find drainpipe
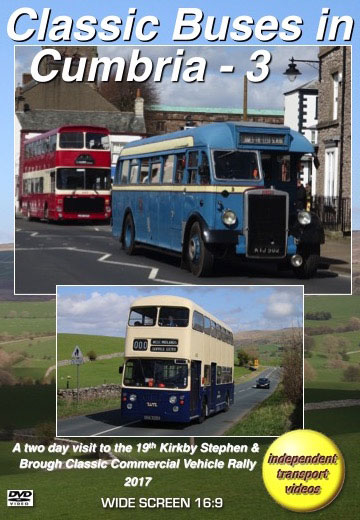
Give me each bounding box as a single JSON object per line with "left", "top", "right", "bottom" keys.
{"left": 338, "top": 47, "right": 346, "bottom": 232}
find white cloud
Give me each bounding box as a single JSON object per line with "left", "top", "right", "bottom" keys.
{"left": 57, "top": 292, "right": 136, "bottom": 336}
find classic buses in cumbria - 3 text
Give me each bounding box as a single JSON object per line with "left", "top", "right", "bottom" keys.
{"left": 120, "top": 296, "right": 234, "bottom": 423}
{"left": 112, "top": 122, "right": 324, "bottom": 278}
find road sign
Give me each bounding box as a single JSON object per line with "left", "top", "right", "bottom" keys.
{"left": 71, "top": 358, "right": 84, "bottom": 365}
{"left": 72, "top": 346, "right": 83, "bottom": 358}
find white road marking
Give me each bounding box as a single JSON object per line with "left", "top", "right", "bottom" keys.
{"left": 94, "top": 227, "right": 99, "bottom": 231}
{"left": 17, "top": 246, "right": 186, "bottom": 285}
{"left": 30, "top": 232, "right": 38, "bottom": 237}
{"left": 92, "top": 420, "right": 141, "bottom": 436}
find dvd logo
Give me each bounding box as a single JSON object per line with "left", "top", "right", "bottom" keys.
{"left": 7, "top": 490, "right": 34, "bottom": 507}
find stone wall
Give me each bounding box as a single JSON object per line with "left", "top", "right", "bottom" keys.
{"left": 145, "top": 110, "right": 284, "bottom": 135}
{"left": 57, "top": 384, "right": 121, "bottom": 402}
{"left": 316, "top": 46, "right": 351, "bottom": 198}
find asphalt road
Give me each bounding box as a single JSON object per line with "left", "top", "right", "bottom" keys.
{"left": 15, "top": 220, "right": 350, "bottom": 294}
{"left": 57, "top": 367, "right": 281, "bottom": 437}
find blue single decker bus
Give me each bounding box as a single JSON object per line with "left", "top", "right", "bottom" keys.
{"left": 112, "top": 122, "right": 324, "bottom": 278}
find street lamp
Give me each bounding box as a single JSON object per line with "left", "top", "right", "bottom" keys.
{"left": 283, "top": 57, "right": 319, "bottom": 82}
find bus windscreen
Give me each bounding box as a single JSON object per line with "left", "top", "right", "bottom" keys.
{"left": 123, "top": 359, "right": 188, "bottom": 389}
{"left": 56, "top": 169, "right": 111, "bottom": 190}
{"left": 129, "top": 307, "right": 157, "bottom": 326}
{"left": 158, "top": 307, "right": 189, "bottom": 327}
{"left": 214, "top": 150, "right": 260, "bottom": 180}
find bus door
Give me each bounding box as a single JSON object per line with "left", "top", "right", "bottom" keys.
{"left": 167, "top": 153, "right": 186, "bottom": 251}
{"left": 210, "top": 362, "right": 217, "bottom": 412}
{"left": 190, "top": 361, "right": 201, "bottom": 416}
{"left": 262, "top": 153, "right": 297, "bottom": 209}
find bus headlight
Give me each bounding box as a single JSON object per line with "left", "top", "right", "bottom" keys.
{"left": 129, "top": 394, "right": 137, "bottom": 402}
{"left": 127, "top": 403, "right": 133, "bottom": 410}
{"left": 298, "top": 211, "right": 312, "bottom": 226}
{"left": 222, "top": 210, "right": 237, "bottom": 226}
{"left": 173, "top": 406, "right": 179, "bottom": 412}
{"left": 169, "top": 396, "right": 177, "bottom": 404}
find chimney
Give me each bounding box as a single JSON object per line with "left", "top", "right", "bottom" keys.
{"left": 134, "top": 89, "right": 144, "bottom": 117}
{"left": 22, "top": 73, "right": 32, "bottom": 85}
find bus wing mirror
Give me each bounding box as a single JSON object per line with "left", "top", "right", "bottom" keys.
{"left": 313, "top": 155, "right": 320, "bottom": 169}
{"left": 119, "top": 366, "right": 123, "bottom": 374}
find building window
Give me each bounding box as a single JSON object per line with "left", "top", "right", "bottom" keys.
{"left": 311, "top": 130, "right": 316, "bottom": 145}
{"left": 332, "top": 73, "right": 340, "bottom": 120}
{"left": 156, "top": 121, "right": 166, "bottom": 132}
{"left": 324, "top": 147, "right": 338, "bottom": 197}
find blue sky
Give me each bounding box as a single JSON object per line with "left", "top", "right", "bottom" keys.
{"left": 57, "top": 285, "right": 303, "bottom": 336}
{"left": 1, "top": 0, "right": 359, "bottom": 243}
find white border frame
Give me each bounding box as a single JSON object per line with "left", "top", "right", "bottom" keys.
{"left": 55, "top": 283, "right": 305, "bottom": 438}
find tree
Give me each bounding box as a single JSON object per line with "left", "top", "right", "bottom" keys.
{"left": 282, "top": 329, "right": 303, "bottom": 404}
{"left": 99, "top": 69, "right": 159, "bottom": 112}
{"left": 237, "top": 349, "right": 249, "bottom": 367}
{"left": 343, "top": 366, "right": 360, "bottom": 382}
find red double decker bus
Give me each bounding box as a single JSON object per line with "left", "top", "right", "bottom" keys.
{"left": 19, "top": 126, "right": 112, "bottom": 222}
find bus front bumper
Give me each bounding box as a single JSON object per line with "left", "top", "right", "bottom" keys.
{"left": 121, "top": 389, "right": 192, "bottom": 423}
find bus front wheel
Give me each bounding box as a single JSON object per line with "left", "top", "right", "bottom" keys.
{"left": 122, "top": 214, "right": 136, "bottom": 255}
{"left": 187, "top": 222, "right": 214, "bottom": 277}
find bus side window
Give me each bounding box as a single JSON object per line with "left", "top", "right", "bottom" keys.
{"left": 187, "top": 151, "right": 199, "bottom": 184}
{"left": 50, "top": 171, "right": 55, "bottom": 193}
{"left": 163, "top": 155, "right": 175, "bottom": 183}
{"left": 199, "top": 152, "right": 210, "bottom": 185}
{"left": 216, "top": 366, "right": 222, "bottom": 384}
{"left": 210, "top": 320, "right": 217, "bottom": 338}
{"left": 140, "top": 158, "right": 150, "bottom": 183}
{"left": 49, "top": 134, "right": 57, "bottom": 152}
{"left": 192, "top": 311, "right": 204, "bottom": 332}
{"left": 129, "top": 160, "right": 139, "bottom": 184}
{"left": 204, "top": 316, "right": 211, "bottom": 335}
{"left": 174, "top": 154, "right": 186, "bottom": 184}
{"left": 150, "top": 158, "right": 161, "bottom": 184}
{"left": 204, "top": 365, "right": 211, "bottom": 385}
{"left": 121, "top": 160, "right": 130, "bottom": 184}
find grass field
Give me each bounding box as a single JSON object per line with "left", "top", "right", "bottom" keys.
{"left": 57, "top": 333, "right": 125, "bottom": 361}
{"left": 305, "top": 296, "right": 360, "bottom": 328}
{"left": 0, "top": 301, "right": 56, "bottom": 337}
{"left": 0, "top": 385, "right": 55, "bottom": 430}
{"left": 304, "top": 296, "right": 360, "bottom": 403}
{"left": 0, "top": 301, "right": 56, "bottom": 319}
{"left": 225, "top": 385, "right": 295, "bottom": 436}
{"left": 57, "top": 358, "right": 124, "bottom": 389}
{"left": 58, "top": 396, "right": 121, "bottom": 419}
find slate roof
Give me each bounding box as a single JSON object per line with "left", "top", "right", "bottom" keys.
{"left": 16, "top": 109, "right": 146, "bottom": 135}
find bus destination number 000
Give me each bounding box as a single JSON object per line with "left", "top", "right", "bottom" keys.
{"left": 133, "top": 339, "right": 148, "bottom": 351}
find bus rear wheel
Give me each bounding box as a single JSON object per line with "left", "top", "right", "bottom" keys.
{"left": 223, "top": 394, "right": 230, "bottom": 412}
{"left": 197, "top": 399, "right": 208, "bottom": 424}
{"left": 187, "top": 222, "right": 214, "bottom": 277}
{"left": 123, "top": 214, "right": 136, "bottom": 255}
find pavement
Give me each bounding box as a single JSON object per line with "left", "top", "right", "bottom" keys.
{"left": 320, "top": 235, "right": 351, "bottom": 275}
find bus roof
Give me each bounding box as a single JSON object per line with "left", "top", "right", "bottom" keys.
{"left": 121, "top": 122, "right": 314, "bottom": 156}
{"left": 130, "top": 295, "right": 232, "bottom": 332}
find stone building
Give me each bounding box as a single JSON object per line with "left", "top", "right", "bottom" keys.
{"left": 145, "top": 105, "right": 284, "bottom": 135}
{"left": 284, "top": 79, "right": 318, "bottom": 194}
{"left": 316, "top": 46, "right": 351, "bottom": 200}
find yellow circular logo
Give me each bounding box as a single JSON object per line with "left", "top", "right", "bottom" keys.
{"left": 262, "top": 429, "right": 345, "bottom": 512}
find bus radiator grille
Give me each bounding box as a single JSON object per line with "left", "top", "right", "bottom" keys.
{"left": 247, "top": 194, "right": 287, "bottom": 258}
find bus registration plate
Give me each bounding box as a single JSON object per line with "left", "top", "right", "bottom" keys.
{"left": 144, "top": 415, "right": 161, "bottom": 421}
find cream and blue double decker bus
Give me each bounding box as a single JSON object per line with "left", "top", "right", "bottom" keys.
{"left": 120, "top": 295, "right": 234, "bottom": 423}
{"left": 112, "top": 122, "right": 324, "bottom": 278}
